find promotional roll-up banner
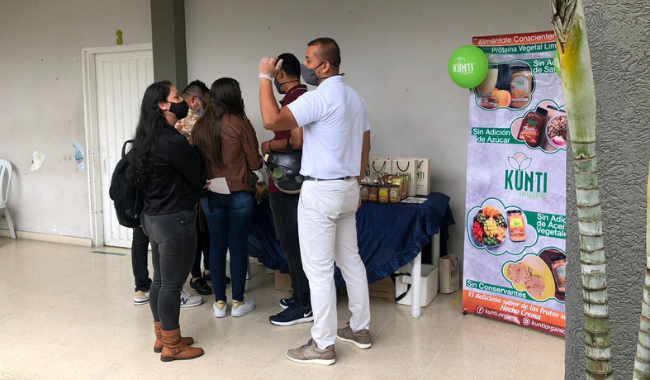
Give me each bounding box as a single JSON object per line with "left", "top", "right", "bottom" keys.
{"left": 461, "top": 31, "right": 567, "bottom": 337}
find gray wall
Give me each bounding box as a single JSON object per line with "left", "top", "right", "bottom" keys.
{"left": 184, "top": 0, "right": 553, "bottom": 264}
{"left": 565, "top": 1, "right": 650, "bottom": 378}
{"left": 151, "top": 0, "right": 188, "bottom": 88}
{"left": 0, "top": 0, "right": 151, "bottom": 239}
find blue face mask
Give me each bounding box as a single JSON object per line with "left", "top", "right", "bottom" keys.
{"left": 186, "top": 92, "right": 206, "bottom": 118}
{"left": 274, "top": 78, "right": 300, "bottom": 94}
{"left": 274, "top": 78, "right": 283, "bottom": 93}
{"left": 300, "top": 61, "right": 324, "bottom": 86}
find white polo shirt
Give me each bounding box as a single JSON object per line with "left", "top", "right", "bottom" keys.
{"left": 287, "top": 76, "right": 371, "bottom": 179}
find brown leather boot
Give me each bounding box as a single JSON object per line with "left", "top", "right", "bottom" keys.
{"left": 160, "top": 327, "right": 204, "bottom": 362}
{"left": 153, "top": 321, "right": 194, "bottom": 353}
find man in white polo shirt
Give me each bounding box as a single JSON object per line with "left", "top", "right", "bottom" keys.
{"left": 259, "top": 37, "right": 372, "bottom": 365}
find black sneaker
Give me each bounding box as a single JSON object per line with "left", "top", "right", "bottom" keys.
{"left": 269, "top": 304, "right": 314, "bottom": 326}
{"left": 190, "top": 277, "right": 213, "bottom": 295}
{"left": 279, "top": 297, "right": 295, "bottom": 310}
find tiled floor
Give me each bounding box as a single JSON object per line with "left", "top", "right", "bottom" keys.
{"left": 0, "top": 238, "right": 565, "bottom": 380}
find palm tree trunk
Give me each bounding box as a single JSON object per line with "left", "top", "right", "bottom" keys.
{"left": 550, "top": 1, "right": 613, "bottom": 378}
{"left": 633, "top": 165, "right": 650, "bottom": 379}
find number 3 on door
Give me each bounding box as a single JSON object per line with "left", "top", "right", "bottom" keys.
{"left": 116, "top": 30, "right": 123, "bottom": 45}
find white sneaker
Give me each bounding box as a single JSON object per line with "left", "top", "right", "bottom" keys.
{"left": 231, "top": 298, "right": 255, "bottom": 317}
{"left": 213, "top": 301, "right": 227, "bottom": 318}
{"left": 134, "top": 290, "right": 149, "bottom": 305}
{"left": 180, "top": 289, "right": 202, "bottom": 308}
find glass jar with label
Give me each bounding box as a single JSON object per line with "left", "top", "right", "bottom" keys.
{"left": 369, "top": 180, "right": 379, "bottom": 203}
{"left": 507, "top": 210, "right": 527, "bottom": 242}
{"left": 389, "top": 181, "right": 400, "bottom": 203}
{"left": 510, "top": 65, "right": 533, "bottom": 109}
{"left": 516, "top": 107, "right": 548, "bottom": 147}
{"left": 360, "top": 179, "right": 369, "bottom": 202}
{"left": 550, "top": 255, "right": 566, "bottom": 293}
{"left": 378, "top": 183, "right": 390, "bottom": 204}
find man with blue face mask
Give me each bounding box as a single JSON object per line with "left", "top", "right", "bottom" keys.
{"left": 260, "top": 53, "right": 312, "bottom": 327}
{"left": 175, "top": 80, "right": 209, "bottom": 139}
{"left": 258, "top": 37, "right": 372, "bottom": 366}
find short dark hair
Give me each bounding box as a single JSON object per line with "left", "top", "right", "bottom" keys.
{"left": 277, "top": 53, "right": 301, "bottom": 79}
{"left": 307, "top": 37, "right": 341, "bottom": 67}
{"left": 183, "top": 80, "right": 210, "bottom": 97}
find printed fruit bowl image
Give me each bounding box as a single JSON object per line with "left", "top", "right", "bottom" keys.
{"left": 502, "top": 255, "right": 556, "bottom": 301}
{"left": 472, "top": 206, "right": 507, "bottom": 247}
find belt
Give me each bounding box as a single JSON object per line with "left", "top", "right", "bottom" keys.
{"left": 303, "top": 176, "right": 353, "bottom": 181}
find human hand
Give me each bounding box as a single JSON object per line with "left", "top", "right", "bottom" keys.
{"left": 259, "top": 57, "right": 283, "bottom": 81}
{"left": 261, "top": 140, "right": 272, "bottom": 155}
{"left": 358, "top": 186, "right": 363, "bottom": 209}
{"left": 203, "top": 179, "right": 212, "bottom": 190}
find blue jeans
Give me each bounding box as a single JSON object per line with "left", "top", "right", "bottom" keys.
{"left": 201, "top": 191, "right": 254, "bottom": 302}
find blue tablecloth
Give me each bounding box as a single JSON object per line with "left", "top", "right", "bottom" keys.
{"left": 247, "top": 193, "right": 455, "bottom": 287}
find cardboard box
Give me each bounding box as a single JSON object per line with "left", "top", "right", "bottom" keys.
{"left": 368, "top": 276, "right": 396, "bottom": 303}
{"left": 274, "top": 271, "right": 293, "bottom": 291}
{"left": 394, "top": 264, "right": 439, "bottom": 307}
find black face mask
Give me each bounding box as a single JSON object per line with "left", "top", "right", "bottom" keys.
{"left": 168, "top": 100, "right": 189, "bottom": 121}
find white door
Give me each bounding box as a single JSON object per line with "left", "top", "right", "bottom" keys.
{"left": 95, "top": 50, "right": 153, "bottom": 247}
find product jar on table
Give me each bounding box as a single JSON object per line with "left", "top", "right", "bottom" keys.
{"left": 389, "top": 182, "right": 400, "bottom": 203}
{"left": 378, "top": 184, "right": 389, "bottom": 204}
{"left": 369, "top": 183, "right": 379, "bottom": 203}
{"left": 361, "top": 183, "right": 370, "bottom": 202}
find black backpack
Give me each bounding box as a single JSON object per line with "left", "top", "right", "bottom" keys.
{"left": 109, "top": 140, "right": 144, "bottom": 228}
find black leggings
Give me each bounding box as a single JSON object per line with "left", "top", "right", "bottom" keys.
{"left": 131, "top": 226, "right": 152, "bottom": 292}
{"left": 141, "top": 208, "right": 197, "bottom": 331}
{"left": 269, "top": 192, "right": 310, "bottom": 308}
{"left": 191, "top": 213, "right": 210, "bottom": 278}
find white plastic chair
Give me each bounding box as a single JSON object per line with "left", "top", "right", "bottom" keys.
{"left": 0, "top": 159, "right": 16, "bottom": 239}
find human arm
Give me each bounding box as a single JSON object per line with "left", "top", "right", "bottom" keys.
{"left": 261, "top": 128, "right": 303, "bottom": 154}
{"left": 259, "top": 57, "right": 300, "bottom": 131}
{"left": 358, "top": 130, "right": 371, "bottom": 185}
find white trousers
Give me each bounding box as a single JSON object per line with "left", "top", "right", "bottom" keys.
{"left": 298, "top": 178, "right": 371, "bottom": 349}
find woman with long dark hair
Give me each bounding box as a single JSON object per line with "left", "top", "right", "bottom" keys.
{"left": 127, "top": 81, "right": 206, "bottom": 361}
{"left": 191, "top": 78, "right": 263, "bottom": 318}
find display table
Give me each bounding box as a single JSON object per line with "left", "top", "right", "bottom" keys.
{"left": 248, "top": 193, "right": 455, "bottom": 318}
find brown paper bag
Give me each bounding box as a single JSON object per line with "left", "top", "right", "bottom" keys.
{"left": 368, "top": 157, "right": 392, "bottom": 177}
{"left": 439, "top": 254, "right": 460, "bottom": 294}
{"left": 391, "top": 158, "right": 417, "bottom": 197}
{"left": 411, "top": 158, "right": 430, "bottom": 195}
